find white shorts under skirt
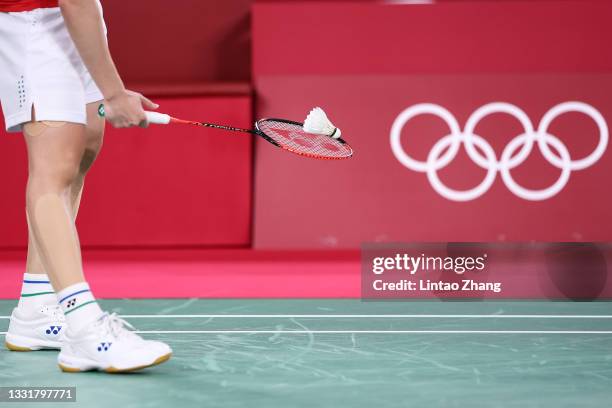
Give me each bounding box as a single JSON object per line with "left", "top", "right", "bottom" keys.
{"left": 0, "top": 6, "right": 105, "bottom": 132}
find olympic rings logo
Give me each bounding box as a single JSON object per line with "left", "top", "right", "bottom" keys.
{"left": 390, "top": 102, "right": 609, "bottom": 201}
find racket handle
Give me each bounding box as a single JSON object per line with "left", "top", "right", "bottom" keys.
{"left": 98, "top": 104, "right": 171, "bottom": 125}
{"left": 145, "top": 111, "right": 171, "bottom": 125}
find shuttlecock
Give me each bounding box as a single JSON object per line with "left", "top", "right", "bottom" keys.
{"left": 303, "top": 107, "right": 341, "bottom": 139}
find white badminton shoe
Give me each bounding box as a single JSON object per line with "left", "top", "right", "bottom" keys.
{"left": 57, "top": 312, "right": 172, "bottom": 373}
{"left": 5, "top": 304, "right": 66, "bottom": 351}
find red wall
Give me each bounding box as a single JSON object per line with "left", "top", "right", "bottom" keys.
{"left": 104, "top": 0, "right": 380, "bottom": 84}
{"left": 252, "top": 1, "right": 612, "bottom": 248}
{"left": 2, "top": 1, "right": 611, "bottom": 250}
{"left": 103, "top": 0, "right": 252, "bottom": 83}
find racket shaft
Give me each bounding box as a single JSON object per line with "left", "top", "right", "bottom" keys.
{"left": 195, "top": 122, "right": 257, "bottom": 135}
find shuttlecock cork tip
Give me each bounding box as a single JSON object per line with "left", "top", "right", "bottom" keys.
{"left": 303, "top": 107, "right": 341, "bottom": 139}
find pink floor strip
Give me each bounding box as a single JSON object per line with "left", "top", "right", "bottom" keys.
{"left": 0, "top": 250, "right": 361, "bottom": 299}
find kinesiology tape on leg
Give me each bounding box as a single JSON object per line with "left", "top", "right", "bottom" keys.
{"left": 28, "top": 193, "right": 82, "bottom": 279}
{"left": 23, "top": 121, "right": 68, "bottom": 137}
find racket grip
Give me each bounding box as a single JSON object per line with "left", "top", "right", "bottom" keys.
{"left": 98, "top": 104, "right": 171, "bottom": 125}
{"left": 145, "top": 111, "right": 171, "bottom": 125}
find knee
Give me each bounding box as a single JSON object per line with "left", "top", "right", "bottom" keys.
{"left": 24, "top": 120, "right": 87, "bottom": 192}
{"left": 29, "top": 150, "right": 83, "bottom": 191}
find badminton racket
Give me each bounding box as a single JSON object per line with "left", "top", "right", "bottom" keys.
{"left": 98, "top": 105, "right": 353, "bottom": 160}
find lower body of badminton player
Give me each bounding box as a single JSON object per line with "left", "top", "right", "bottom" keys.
{"left": 0, "top": 0, "right": 171, "bottom": 372}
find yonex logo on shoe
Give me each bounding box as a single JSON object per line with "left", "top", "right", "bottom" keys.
{"left": 97, "top": 342, "right": 112, "bottom": 352}
{"left": 66, "top": 299, "right": 77, "bottom": 308}
{"left": 45, "top": 325, "right": 62, "bottom": 335}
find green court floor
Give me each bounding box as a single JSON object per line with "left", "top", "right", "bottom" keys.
{"left": 1, "top": 299, "right": 612, "bottom": 407}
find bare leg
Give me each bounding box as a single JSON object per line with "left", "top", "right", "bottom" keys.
{"left": 25, "top": 234, "right": 45, "bottom": 275}
{"left": 24, "top": 119, "right": 86, "bottom": 291}
{"left": 24, "top": 102, "right": 104, "bottom": 280}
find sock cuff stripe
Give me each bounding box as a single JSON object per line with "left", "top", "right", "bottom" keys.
{"left": 23, "top": 280, "right": 51, "bottom": 284}
{"left": 64, "top": 300, "right": 97, "bottom": 315}
{"left": 20, "top": 291, "right": 55, "bottom": 298}
{"left": 59, "top": 288, "right": 90, "bottom": 304}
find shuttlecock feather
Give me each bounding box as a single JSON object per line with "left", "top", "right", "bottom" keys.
{"left": 303, "top": 107, "right": 341, "bottom": 139}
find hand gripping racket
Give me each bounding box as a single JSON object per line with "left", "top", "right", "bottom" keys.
{"left": 98, "top": 105, "right": 353, "bottom": 160}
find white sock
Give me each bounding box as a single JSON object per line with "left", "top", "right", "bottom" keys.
{"left": 18, "top": 273, "right": 57, "bottom": 311}
{"left": 57, "top": 282, "right": 103, "bottom": 333}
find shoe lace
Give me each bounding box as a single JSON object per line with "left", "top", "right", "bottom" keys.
{"left": 96, "top": 312, "right": 138, "bottom": 340}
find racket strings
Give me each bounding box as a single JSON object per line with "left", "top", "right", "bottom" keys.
{"left": 257, "top": 120, "right": 352, "bottom": 159}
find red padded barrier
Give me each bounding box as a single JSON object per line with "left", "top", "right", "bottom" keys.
{"left": 0, "top": 96, "right": 253, "bottom": 248}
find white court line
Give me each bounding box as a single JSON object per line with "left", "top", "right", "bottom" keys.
{"left": 89, "top": 314, "right": 612, "bottom": 319}
{"left": 2, "top": 314, "right": 612, "bottom": 319}
{"left": 1, "top": 330, "right": 612, "bottom": 335}
{"left": 131, "top": 330, "right": 612, "bottom": 334}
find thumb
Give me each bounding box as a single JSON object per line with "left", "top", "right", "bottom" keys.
{"left": 140, "top": 94, "right": 159, "bottom": 110}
